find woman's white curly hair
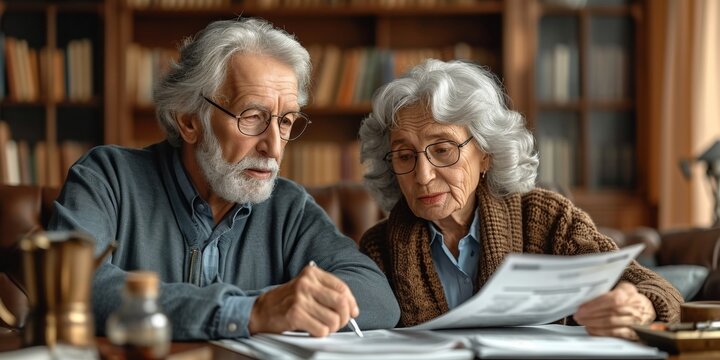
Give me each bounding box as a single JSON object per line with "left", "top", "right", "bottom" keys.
{"left": 360, "top": 59, "right": 539, "bottom": 212}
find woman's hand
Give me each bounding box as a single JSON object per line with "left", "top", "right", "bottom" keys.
{"left": 573, "top": 281, "right": 656, "bottom": 340}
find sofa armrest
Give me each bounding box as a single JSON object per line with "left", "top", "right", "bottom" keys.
{"left": 697, "top": 269, "right": 720, "bottom": 300}
{"left": 657, "top": 228, "right": 720, "bottom": 270}
{"left": 603, "top": 226, "right": 661, "bottom": 267}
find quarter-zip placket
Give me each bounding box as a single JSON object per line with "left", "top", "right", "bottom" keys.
{"left": 188, "top": 247, "right": 201, "bottom": 285}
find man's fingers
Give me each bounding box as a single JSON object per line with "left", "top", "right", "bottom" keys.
{"left": 303, "top": 266, "right": 358, "bottom": 322}
{"left": 286, "top": 305, "right": 331, "bottom": 337}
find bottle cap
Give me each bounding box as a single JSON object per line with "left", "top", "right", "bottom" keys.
{"left": 125, "top": 271, "right": 160, "bottom": 297}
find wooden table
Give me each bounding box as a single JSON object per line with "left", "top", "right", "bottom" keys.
{"left": 0, "top": 331, "right": 250, "bottom": 360}
{"left": 2, "top": 329, "right": 720, "bottom": 359}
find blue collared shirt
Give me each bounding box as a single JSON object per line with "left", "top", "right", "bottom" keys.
{"left": 427, "top": 208, "right": 481, "bottom": 309}
{"left": 171, "top": 151, "right": 255, "bottom": 336}
{"left": 171, "top": 151, "right": 248, "bottom": 287}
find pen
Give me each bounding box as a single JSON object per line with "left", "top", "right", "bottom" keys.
{"left": 666, "top": 321, "right": 720, "bottom": 332}
{"left": 308, "top": 261, "right": 364, "bottom": 337}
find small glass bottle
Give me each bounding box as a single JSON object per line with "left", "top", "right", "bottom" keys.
{"left": 106, "top": 271, "right": 171, "bottom": 359}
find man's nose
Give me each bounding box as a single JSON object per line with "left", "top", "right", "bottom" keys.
{"left": 256, "top": 119, "right": 283, "bottom": 159}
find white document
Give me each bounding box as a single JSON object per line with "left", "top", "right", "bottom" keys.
{"left": 218, "top": 325, "right": 663, "bottom": 360}
{"left": 408, "top": 244, "right": 645, "bottom": 330}
{"left": 437, "top": 325, "right": 665, "bottom": 359}
{"left": 239, "top": 330, "right": 474, "bottom": 360}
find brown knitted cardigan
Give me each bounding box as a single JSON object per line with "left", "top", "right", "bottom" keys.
{"left": 359, "top": 184, "right": 682, "bottom": 327}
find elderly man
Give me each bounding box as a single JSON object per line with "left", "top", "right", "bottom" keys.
{"left": 48, "top": 18, "right": 400, "bottom": 340}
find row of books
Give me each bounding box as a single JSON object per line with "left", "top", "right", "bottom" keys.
{"left": 125, "top": 43, "right": 497, "bottom": 108}
{"left": 593, "top": 142, "right": 634, "bottom": 188}
{"left": 126, "top": 0, "right": 231, "bottom": 8}
{"left": 537, "top": 44, "right": 577, "bottom": 103}
{"left": 125, "top": 0, "right": 488, "bottom": 8}
{"left": 280, "top": 141, "right": 364, "bottom": 187}
{"left": 309, "top": 44, "right": 498, "bottom": 107}
{"left": 537, "top": 137, "right": 575, "bottom": 188}
{"left": 538, "top": 136, "right": 636, "bottom": 189}
{"left": 250, "top": 0, "right": 480, "bottom": 8}
{"left": 1, "top": 35, "right": 94, "bottom": 102}
{"left": 125, "top": 44, "right": 179, "bottom": 106}
{"left": 588, "top": 45, "right": 630, "bottom": 101}
{"left": 0, "top": 121, "right": 90, "bottom": 186}
{"left": 537, "top": 43, "right": 629, "bottom": 103}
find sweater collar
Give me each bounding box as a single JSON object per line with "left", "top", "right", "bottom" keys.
{"left": 386, "top": 181, "right": 522, "bottom": 326}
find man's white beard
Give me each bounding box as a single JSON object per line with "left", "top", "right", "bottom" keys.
{"left": 194, "top": 129, "right": 279, "bottom": 204}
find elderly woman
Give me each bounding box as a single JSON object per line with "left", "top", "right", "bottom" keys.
{"left": 359, "top": 59, "right": 681, "bottom": 340}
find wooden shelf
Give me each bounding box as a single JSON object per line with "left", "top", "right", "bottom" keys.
{"left": 539, "top": 3, "right": 641, "bottom": 16}
{"left": 528, "top": 0, "right": 652, "bottom": 229}
{"left": 127, "top": 2, "right": 503, "bottom": 16}
{"left": 0, "top": 0, "right": 655, "bottom": 223}
{"left": 3, "top": 1, "right": 103, "bottom": 13}
{"left": 537, "top": 100, "right": 635, "bottom": 111}
{"left": 0, "top": 0, "right": 108, "bottom": 187}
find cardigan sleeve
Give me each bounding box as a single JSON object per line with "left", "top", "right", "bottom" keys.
{"left": 522, "top": 189, "right": 681, "bottom": 323}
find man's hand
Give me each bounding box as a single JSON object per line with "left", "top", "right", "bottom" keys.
{"left": 574, "top": 281, "right": 656, "bottom": 340}
{"left": 247, "top": 263, "right": 359, "bottom": 337}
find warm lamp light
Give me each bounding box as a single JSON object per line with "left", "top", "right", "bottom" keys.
{"left": 680, "top": 140, "right": 720, "bottom": 227}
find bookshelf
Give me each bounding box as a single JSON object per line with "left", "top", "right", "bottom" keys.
{"left": 522, "top": 0, "right": 652, "bottom": 229}
{"left": 0, "top": 0, "right": 115, "bottom": 187}
{"left": 113, "top": 0, "right": 510, "bottom": 186}
{"left": 0, "top": 0, "right": 654, "bottom": 228}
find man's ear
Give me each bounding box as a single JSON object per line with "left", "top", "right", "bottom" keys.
{"left": 177, "top": 113, "right": 202, "bottom": 145}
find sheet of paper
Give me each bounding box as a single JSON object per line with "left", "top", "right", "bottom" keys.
{"left": 436, "top": 325, "right": 665, "bottom": 359}
{"left": 247, "top": 329, "right": 474, "bottom": 360}
{"left": 408, "top": 244, "right": 645, "bottom": 330}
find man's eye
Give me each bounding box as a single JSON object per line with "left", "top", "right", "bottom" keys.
{"left": 241, "top": 109, "right": 268, "bottom": 122}
{"left": 279, "top": 117, "right": 294, "bottom": 127}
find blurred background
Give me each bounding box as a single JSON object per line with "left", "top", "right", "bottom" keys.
{"left": 0, "top": 0, "right": 718, "bottom": 231}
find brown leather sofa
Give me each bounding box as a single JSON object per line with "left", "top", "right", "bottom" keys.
{"left": 628, "top": 227, "right": 720, "bottom": 301}
{"left": 0, "top": 185, "right": 60, "bottom": 329}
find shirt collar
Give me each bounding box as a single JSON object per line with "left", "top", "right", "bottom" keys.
{"left": 428, "top": 207, "right": 481, "bottom": 246}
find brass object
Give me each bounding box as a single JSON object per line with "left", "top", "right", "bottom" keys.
{"left": 0, "top": 231, "right": 115, "bottom": 349}
{"left": 682, "top": 301, "right": 720, "bottom": 323}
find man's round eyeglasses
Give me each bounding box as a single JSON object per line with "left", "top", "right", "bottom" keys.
{"left": 202, "top": 96, "right": 311, "bottom": 141}
{"left": 384, "top": 137, "right": 474, "bottom": 175}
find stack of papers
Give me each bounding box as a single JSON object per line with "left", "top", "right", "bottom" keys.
{"left": 215, "top": 330, "right": 472, "bottom": 359}
{"left": 217, "top": 245, "right": 666, "bottom": 359}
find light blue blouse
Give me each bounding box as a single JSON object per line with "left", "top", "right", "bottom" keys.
{"left": 427, "top": 208, "right": 481, "bottom": 309}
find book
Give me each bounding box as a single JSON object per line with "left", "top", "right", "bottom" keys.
{"left": 0, "top": 33, "right": 5, "bottom": 100}
{"left": 5, "top": 140, "right": 20, "bottom": 185}
{"left": 0, "top": 121, "right": 10, "bottom": 183}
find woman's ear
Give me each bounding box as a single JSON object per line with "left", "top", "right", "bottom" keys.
{"left": 177, "top": 113, "right": 202, "bottom": 145}
{"left": 481, "top": 152, "right": 492, "bottom": 173}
